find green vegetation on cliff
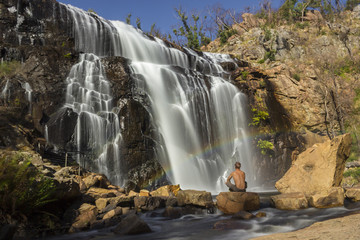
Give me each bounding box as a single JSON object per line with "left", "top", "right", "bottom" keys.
{"left": 0, "top": 153, "right": 56, "bottom": 215}
{"left": 0, "top": 61, "right": 21, "bottom": 77}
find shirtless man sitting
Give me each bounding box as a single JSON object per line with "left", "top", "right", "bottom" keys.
{"left": 226, "top": 162, "right": 246, "bottom": 192}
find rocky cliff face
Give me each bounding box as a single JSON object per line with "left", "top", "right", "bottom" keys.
{"left": 0, "top": 0, "right": 166, "bottom": 190}
{"left": 204, "top": 10, "right": 360, "bottom": 183}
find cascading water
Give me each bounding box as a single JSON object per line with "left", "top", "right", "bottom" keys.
{"left": 1, "top": 80, "right": 10, "bottom": 101}
{"left": 64, "top": 53, "right": 122, "bottom": 185}
{"left": 22, "top": 82, "right": 32, "bottom": 113}
{"left": 57, "top": 4, "right": 255, "bottom": 192}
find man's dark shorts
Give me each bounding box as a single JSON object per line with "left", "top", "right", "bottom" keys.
{"left": 226, "top": 182, "right": 246, "bottom": 192}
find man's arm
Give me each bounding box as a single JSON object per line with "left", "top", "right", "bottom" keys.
{"left": 226, "top": 172, "right": 233, "bottom": 183}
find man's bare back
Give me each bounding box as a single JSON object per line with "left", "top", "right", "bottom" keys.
{"left": 227, "top": 169, "right": 245, "bottom": 189}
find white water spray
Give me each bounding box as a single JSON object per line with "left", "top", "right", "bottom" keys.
{"left": 59, "top": 4, "right": 254, "bottom": 191}
{"left": 64, "top": 53, "right": 123, "bottom": 185}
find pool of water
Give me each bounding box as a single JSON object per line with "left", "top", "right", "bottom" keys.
{"left": 48, "top": 194, "right": 360, "bottom": 240}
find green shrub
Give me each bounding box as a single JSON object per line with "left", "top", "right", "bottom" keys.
{"left": 219, "top": 28, "right": 238, "bottom": 45}
{"left": 292, "top": 73, "right": 300, "bottom": 81}
{"left": 295, "top": 22, "right": 309, "bottom": 29}
{"left": 264, "top": 28, "right": 272, "bottom": 42}
{"left": 0, "top": 61, "right": 21, "bottom": 77}
{"left": 0, "top": 154, "right": 56, "bottom": 215}
{"left": 14, "top": 98, "right": 20, "bottom": 107}
{"left": 242, "top": 71, "right": 249, "bottom": 79}
{"left": 249, "top": 108, "right": 269, "bottom": 126}
{"left": 264, "top": 50, "right": 276, "bottom": 61}
{"left": 257, "top": 139, "right": 274, "bottom": 155}
{"left": 64, "top": 53, "right": 72, "bottom": 58}
{"left": 343, "top": 168, "right": 360, "bottom": 179}
{"left": 87, "top": 9, "right": 97, "bottom": 15}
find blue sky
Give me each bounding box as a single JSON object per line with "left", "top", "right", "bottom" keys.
{"left": 58, "top": 0, "right": 283, "bottom": 35}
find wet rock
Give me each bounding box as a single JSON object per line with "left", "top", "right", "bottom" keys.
{"left": 139, "top": 189, "right": 150, "bottom": 196}
{"left": 161, "top": 207, "right": 183, "bottom": 219}
{"left": 216, "top": 192, "right": 260, "bottom": 214}
{"left": 90, "top": 215, "right": 122, "bottom": 230}
{"left": 276, "top": 134, "right": 352, "bottom": 198}
{"left": 113, "top": 214, "right": 152, "bottom": 235}
{"left": 231, "top": 211, "right": 256, "bottom": 220}
{"left": 46, "top": 108, "right": 78, "bottom": 148}
{"left": 309, "top": 187, "right": 345, "bottom": 208}
{"left": 103, "top": 207, "right": 122, "bottom": 220}
{"left": 128, "top": 190, "right": 139, "bottom": 197}
{"left": 53, "top": 167, "right": 79, "bottom": 179}
{"left": 82, "top": 173, "right": 111, "bottom": 189}
{"left": 255, "top": 212, "right": 267, "bottom": 218}
{"left": 85, "top": 187, "right": 118, "bottom": 201}
{"left": 166, "top": 197, "right": 178, "bottom": 207}
{"left": 271, "top": 192, "right": 308, "bottom": 210}
{"left": 69, "top": 204, "right": 98, "bottom": 232}
{"left": 134, "top": 196, "right": 166, "bottom": 211}
{"left": 122, "top": 207, "right": 135, "bottom": 215}
{"left": 345, "top": 187, "right": 360, "bottom": 202}
{"left": 161, "top": 206, "right": 203, "bottom": 219}
{"left": 53, "top": 177, "right": 81, "bottom": 201}
{"left": 108, "top": 195, "right": 135, "bottom": 208}
{"left": 95, "top": 198, "right": 110, "bottom": 212}
{"left": 101, "top": 203, "right": 117, "bottom": 213}
{"left": 150, "top": 185, "right": 180, "bottom": 197}
{"left": 176, "top": 190, "right": 213, "bottom": 208}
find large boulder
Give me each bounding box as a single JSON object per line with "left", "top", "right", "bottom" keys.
{"left": 108, "top": 195, "right": 135, "bottom": 208}
{"left": 69, "top": 204, "right": 98, "bottom": 232}
{"left": 150, "top": 185, "right": 180, "bottom": 197}
{"left": 95, "top": 198, "right": 111, "bottom": 212}
{"left": 134, "top": 196, "right": 166, "bottom": 211}
{"left": 345, "top": 187, "right": 360, "bottom": 202}
{"left": 85, "top": 187, "right": 120, "bottom": 201}
{"left": 275, "top": 134, "right": 352, "bottom": 197}
{"left": 53, "top": 177, "right": 81, "bottom": 201}
{"left": 102, "top": 207, "right": 122, "bottom": 220}
{"left": 216, "top": 192, "right": 260, "bottom": 214}
{"left": 309, "top": 187, "right": 344, "bottom": 208}
{"left": 113, "top": 214, "right": 152, "bottom": 235}
{"left": 271, "top": 192, "right": 308, "bottom": 210}
{"left": 176, "top": 190, "right": 213, "bottom": 208}
{"left": 82, "top": 173, "right": 111, "bottom": 189}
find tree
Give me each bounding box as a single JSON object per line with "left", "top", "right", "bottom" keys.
{"left": 296, "top": 1, "right": 321, "bottom": 22}
{"left": 126, "top": 13, "right": 132, "bottom": 25}
{"left": 172, "top": 8, "right": 210, "bottom": 50}
{"left": 278, "top": 0, "right": 298, "bottom": 22}
{"left": 345, "top": 0, "right": 360, "bottom": 10}
{"left": 136, "top": 17, "right": 141, "bottom": 29}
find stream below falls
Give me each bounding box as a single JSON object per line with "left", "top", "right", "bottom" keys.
{"left": 47, "top": 193, "right": 360, "bottom": 240}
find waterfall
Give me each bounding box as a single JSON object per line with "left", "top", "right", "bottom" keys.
{"left": 64, "top": 53, "right": 123, "bottom": 186}
{"left": 1, "top": 80, "right": 10, "bottom": 101}
{"left": 22, "top": 82, "right": 32, "bottom": 113}
{"left": 58, "top": 4, "right": 254, "bottom": 192}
